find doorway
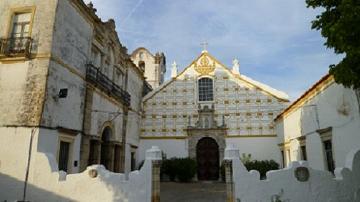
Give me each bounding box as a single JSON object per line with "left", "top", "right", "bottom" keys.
{"left": 196, "top": 137, "right": 219, "bottom": 181}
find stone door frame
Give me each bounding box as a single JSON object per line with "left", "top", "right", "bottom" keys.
{"left": 187, "top": 129, "right": 226, "bottom": 173}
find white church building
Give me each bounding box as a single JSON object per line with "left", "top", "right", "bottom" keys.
{"left": 138, "top": 50, "right": 290, "bottom": 180}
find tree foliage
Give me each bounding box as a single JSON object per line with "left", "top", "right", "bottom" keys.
{"left": 306, "top": 0, "right": 360, "bottom": 89}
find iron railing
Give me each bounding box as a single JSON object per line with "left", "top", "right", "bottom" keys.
{"left": 0, "top": 37, "right": 32, "bottom": 58}
{"left": 86, "top": 64, "right": 131, "bottom": 106}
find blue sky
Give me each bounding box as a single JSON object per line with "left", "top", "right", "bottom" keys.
{"left": 84, "top": 0, "right": 342, "bottom": 100}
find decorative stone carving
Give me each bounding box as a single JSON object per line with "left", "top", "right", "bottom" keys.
{"left": 171, "top": 61, "right": 178, "bottom": 78}
{"left": 194, "top": 56, "right": 215, "bottom": 75}
{"left": 294, "top": 167, "right": 309, "bottom": 182}
{"left": 232, "top": 58, "right": 240, "bottom": 74}
{"left": 88, "top": 169, "right": 98, "bottom": 178}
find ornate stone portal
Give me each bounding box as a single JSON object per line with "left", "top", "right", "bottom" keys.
{"left": 186, "top": 105, "right": 227, "bottom": 180}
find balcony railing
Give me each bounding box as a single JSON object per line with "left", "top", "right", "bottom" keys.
{"left": 86, "top": 64, "right": 131, "bottom": 106}
{"left": 0, "top": 37, "right": 33, "bottom": 58}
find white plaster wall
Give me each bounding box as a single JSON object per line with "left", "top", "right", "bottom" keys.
{"left": 0, "top": 60, "right": 48, "bottom": 125}
{"left": 41, "top": 61, "right": 85, "bottom": 130}
{"left": 51, "top": 0, "right": 92, "bottom": 75}
{"left": 125, "top": 66, "right": 144, "bottom": 173}
{"left": 139, "top": 139, "right": 188, "bottom": 162}
{"left": 225, "top": 145, "right": 360, "bottom": 202}
{"left": 89, "top": 91, "right": 124, "bottom": 141}
{"left": 0, "top": 146, "right": 161, "bottom": 202}
{"left": 36, "top": 128, "right": 81, "bottom": 173}
{"left": 226, "top": 137, "right": 281, "bottom": 163}
{"left": 276, "top": 82, "right": 360, "bottom": 169}
{"left": 0, "top": 127, "right": 39, "bottom": 194}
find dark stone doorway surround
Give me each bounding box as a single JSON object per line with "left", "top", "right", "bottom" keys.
{"left": 196, "top": 137, "right": 220, "bottom": 180}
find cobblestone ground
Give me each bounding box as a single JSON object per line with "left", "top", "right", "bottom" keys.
{"left": 161, "top": 181, "right": 226, "bottom": 202}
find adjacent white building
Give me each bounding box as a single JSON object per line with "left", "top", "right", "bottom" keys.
{"left": 275, "top": 74, "right": 360, "bottom": 171}
{"left": 0, "top": 0, "right": 148, "bottom": 181}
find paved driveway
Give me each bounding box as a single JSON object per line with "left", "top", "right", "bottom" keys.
{"left": 161, "top": 181, "right": 226, "bottom": 202}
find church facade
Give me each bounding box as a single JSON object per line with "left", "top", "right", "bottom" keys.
{"left": 139, "top": 50, "right": 290, "bottom": 180}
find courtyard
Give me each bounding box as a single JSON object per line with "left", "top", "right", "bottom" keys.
{"left": 161, "top": 182, "right": 226, "bottom": 202}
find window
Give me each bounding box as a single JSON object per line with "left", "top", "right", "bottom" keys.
{"left": 323, "top": 140, "right": 335, "bottom": 173}
{"left": 286, "top": 149, "right": 291, "bottom": 164}
{"left": 10, "top": 13, "right": 31, "bottom": 38}
{"left": 58, "top": 141, "right": 70, "bottom": 172}
{"left": 139, "top": 52, "right": 144, "bottom": 60}
{"left": 198, "top": 78, "right": 214, "bottom": 101}
{"left": 3, "top": 12, "right": 33, "bottom": 56}
{"left": 317, "top": 127, "right": 334, "bottom": 173}
{"left": 300, "top": 145, "right": 307, "bottom": 161}
{"left": 131, "top": 152, "right": 136, "bottom": 171}
{"left": 88, "top": 140, "right": 99, "bottom": 165}
{"left": 281, "top": 150, "right": 285, "bottom": 168}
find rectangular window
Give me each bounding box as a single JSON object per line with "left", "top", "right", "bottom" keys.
{"left": 131, "top": 152, "right": 136, "bottom": 171}
{"left": 286, "top": 149, "right": 291, "bottom": 165}
{"left": 323, "top": 140, "right": 335, "bottom": 173}
{"left": 88, "top": 140, "right": 98, "bottom": 165}
{"left": 301, "top": 145, "right": 307, "bottom": 161}
{"left": 113, "top": 145, "right": 121, "bottom": 172}
{"left": 11, "top": 13, "right": 31, "bottom": 38}
{"left": 2, "top": 12, "right": 32, "bottom": 56}
{"left": 198, "top": 78, "right": 214, "bottom": 101}
{"left": 58, "top": 141, "right": 70, "bottom": 172}
{"left": 281, "top": 150, "right": 285, "bottom": 168}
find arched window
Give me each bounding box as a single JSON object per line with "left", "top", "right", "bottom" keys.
{"left": 139, "top": 52, "right": 144, "bottom": 60}
{"left": 198, "top": 78, "right": 214, "bottom": 101}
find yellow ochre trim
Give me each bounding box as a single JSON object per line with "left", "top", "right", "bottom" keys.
{"left": 275, "top": 74, "right": 334, "bottom": 121}
{"left": 140, "top": 136, "right": 188, "bottom": 140}
{"left": 143, "top": 51, "right": 290, "bottom": 102}
{"left": 226, "top": 134, "right": 277, "bottom": 138}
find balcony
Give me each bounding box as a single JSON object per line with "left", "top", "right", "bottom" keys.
{"left": 0, "top": 37, "right": 32, "bottom": 59}
{"left": 86, "top": 64, "right": 131, "bottom": 106}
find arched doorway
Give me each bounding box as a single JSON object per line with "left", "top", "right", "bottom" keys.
{"left": 196, "top": 137, "right": 219, "bottom": 180}
{"left": 100, "top": 126, "right": 112, "bottom": 170}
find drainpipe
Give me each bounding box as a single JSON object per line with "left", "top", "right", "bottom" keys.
{"left": 23, "top": 128, "right": 36, "bottom": 201}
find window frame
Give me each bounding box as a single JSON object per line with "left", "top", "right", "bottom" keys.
{"left": 317, "top": 127, "right": 335, "bottom": 173}
{"left": 57, "top": 134, "right": 74, "bottom": 173}
{"left": 197, "top": 77, "right": 215, "bottom": 102}
{"left": 6, "top": 6, "right": 36, "bottom": 39}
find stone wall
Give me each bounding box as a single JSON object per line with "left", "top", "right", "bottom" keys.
{"left": 0, "top": 145, "right": 162, "bottom": 202}
{"left": 0, "top": 0, "right": 58, "bottom": 126}
{"left": 224, "top": 145, "right": 360, "bottom": 202}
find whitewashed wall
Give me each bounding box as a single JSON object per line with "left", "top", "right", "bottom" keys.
{"left": 225, "top": 145, "right": 360, "bottom": 202}
{"left": 226, "top": 137, "right": 281, "bottom": 163}
{"left": 125, "top": 66, "right": 144, "bottom": 173}
{"left": 0, "top": 145, "right": 161, "bottom": 202}
{"left": 276, "top": 82, "right": 360, "bottom": 169}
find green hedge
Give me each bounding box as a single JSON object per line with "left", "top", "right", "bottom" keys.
{"left": 245, "top": 160, "right": 279, "bottom": 179}
{"left": 161, "top": 157, "right": 197, "bottom": 182}
{"left": 220, "top": 159, "right": 279, "bottom": 181}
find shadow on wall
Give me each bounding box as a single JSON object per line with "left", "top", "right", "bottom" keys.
{"left": 0, "top": 172, "right": 72, "bottom": 202}
{"left": 0, "top": 146, "right": 161, "bottom": 202}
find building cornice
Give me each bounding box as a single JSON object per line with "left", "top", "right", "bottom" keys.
{"left": 274, "top": 74, "right": 334, "bottom": 122}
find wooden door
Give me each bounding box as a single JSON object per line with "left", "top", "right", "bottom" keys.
{"left": 196, "top": 137, "right": 219, "bottom": 180}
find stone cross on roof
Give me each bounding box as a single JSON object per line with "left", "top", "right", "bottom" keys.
{"left": 200, "top": 41, "right": 208, "bottom": 52}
